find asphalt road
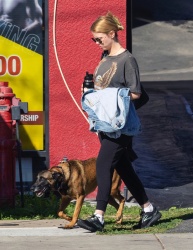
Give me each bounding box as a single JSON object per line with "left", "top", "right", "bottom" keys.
{"left": 132, "top": 0, "right": 193, "bottom": 82}
{"left": 128, "top": 0, "right": 193, "bottom": 210}
{"left": 135, "top": 82, "right": 193, "bottom": 189}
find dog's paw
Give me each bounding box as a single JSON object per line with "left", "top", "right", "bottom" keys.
{"left": 116, "top": 214, "right": 123, "bottom": 224}
{"left": 63, "top": 224, "right": 75, "bottom": 229}
{"left": 58, "top": 212, "right": 72, "bottom": 221}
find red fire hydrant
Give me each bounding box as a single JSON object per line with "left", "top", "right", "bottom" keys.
{"left": 0, "top": 82, "right": 19, "bottom": 207}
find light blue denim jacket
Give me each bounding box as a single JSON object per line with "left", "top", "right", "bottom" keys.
{"left": 81, "top": 88, "right": 141, "bottom": 138}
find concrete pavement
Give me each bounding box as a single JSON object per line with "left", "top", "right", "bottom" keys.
{"left": 1, "top": 217, "right": 193, "bottom": 250}
{"left": 1, "top": 233, "right": 193, "bottom": 250}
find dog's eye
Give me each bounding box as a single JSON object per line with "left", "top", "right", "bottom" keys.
{"left": 39, "top": 177, "right": 45, "bottom": 181}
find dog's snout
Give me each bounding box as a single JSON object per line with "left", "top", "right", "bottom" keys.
{"left": 30, "top": 182, "right": 40, "bottom": 192}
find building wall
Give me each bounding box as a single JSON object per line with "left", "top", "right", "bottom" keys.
{"left": 48, "top": 0, "right": 126, "bottom": 166}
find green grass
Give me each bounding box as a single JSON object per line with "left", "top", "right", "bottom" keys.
{"left": 0, "top": 194, "right": 193, "bottom": 234}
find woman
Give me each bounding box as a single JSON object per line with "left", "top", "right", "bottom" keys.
{"left": 77, "top": 11, "right": 161, "bottom": 232}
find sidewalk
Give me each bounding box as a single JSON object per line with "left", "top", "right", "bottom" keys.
{"left": 0, "top": 215, "right": 193, "bottom": 250}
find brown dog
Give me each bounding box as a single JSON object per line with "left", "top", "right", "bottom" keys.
{"left": 31, "top": 157, "right": 125, "bottom": 229}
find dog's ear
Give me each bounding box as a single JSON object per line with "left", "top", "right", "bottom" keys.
{"left": 52, "top": 172, "right": 63, "bottom": 180}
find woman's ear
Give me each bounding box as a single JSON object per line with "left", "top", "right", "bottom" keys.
{"left": 109, "top": 30, "right": 115, "bottom": 38}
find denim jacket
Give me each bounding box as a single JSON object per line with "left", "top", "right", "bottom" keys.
{"left": 81, "top": 88, "right": 141, "bottom": 138}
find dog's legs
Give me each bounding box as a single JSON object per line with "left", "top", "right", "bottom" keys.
{"left": 58, "top": 196, "right": 72, "bottom": 222}
{"left": 108, "top": 193, "right": 125, "bottom": 224}
{"left": 64, "top": 195, "right": 85, "bottom": 229}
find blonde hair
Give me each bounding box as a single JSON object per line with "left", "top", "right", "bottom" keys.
{"left": 90, "top": 11, "right": 124, "bottom": 34}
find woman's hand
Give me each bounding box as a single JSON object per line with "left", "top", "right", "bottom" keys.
{"left": 81, "top": 85, "right": 88, "bottom": 95}
{"left": 130, "top": 92, "right": 141, "bottom": 100}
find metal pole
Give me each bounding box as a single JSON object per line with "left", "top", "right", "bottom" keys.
{"left": 15, "top": 121, "right": 24, "bottom": 207}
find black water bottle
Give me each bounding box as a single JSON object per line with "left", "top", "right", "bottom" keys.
{"left": 83, "top": 71, "right": 94, "bottom": 91}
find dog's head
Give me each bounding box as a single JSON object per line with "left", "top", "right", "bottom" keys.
{"left": 30, "top": 167, "right": 64, "bottom": 197}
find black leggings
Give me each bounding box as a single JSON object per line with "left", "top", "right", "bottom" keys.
{"left": 96, "top": 132, "right": 149, "bottom": 212}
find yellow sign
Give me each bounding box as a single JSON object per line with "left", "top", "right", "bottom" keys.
{"left": 0, "top": 0, "right": 44, "bottom": 150}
